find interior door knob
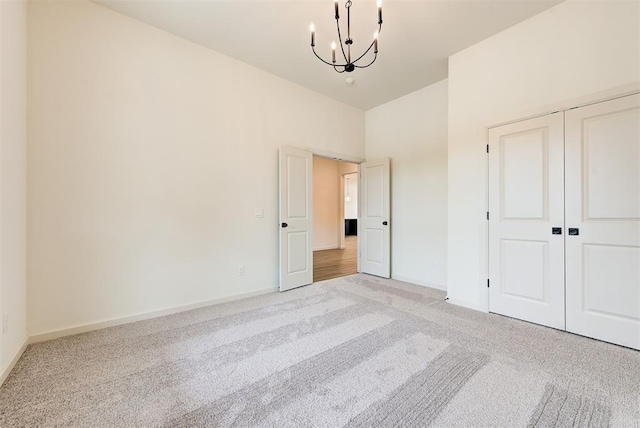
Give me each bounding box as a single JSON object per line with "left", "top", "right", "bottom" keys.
{"left": 382, "top": 221, "right": 388, "bottom": 226}
{"left": 282, "top": 223, "right": 288, "bottom": 228}
{"left": 568, "top": 228, "right": 579, "bottom": 236}
{"left": 552, "top": 227, "right": 562, "bottom": 235}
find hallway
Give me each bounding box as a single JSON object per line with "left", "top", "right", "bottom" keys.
{"left": 313, "top": 236, "right": 357, "bottom": 282}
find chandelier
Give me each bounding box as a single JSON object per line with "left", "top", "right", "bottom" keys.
{"left": 309, "top": 0, "right": 383, "bottom": 73}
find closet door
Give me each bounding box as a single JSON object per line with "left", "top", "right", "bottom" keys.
{"left": 488, "top": 113, "right": 565, "bottom": 330}
{"left": 565, "top": 94, "right": 640, "bottom": 350}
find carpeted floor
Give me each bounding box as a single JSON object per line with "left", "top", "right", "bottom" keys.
{"left": 1, "top": 274, "right": 639, "bottom": 427}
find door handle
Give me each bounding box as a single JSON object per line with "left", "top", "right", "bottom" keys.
{"left": 382, "top": 221, "right": 388, "bottom": 226}
{"left": 552, "top": 227, "right": 562, "bottom": 235}
{"left": 568, "top": 228, "right": 579, "bottom": 236}
{"left": 282, "top": 223, "right": 288, "bottom": 228}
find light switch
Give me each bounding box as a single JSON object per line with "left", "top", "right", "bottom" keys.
{"left": 254, "top": 209, "right": 264, "bottom": 218}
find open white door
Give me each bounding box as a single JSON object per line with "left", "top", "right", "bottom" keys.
{"left": 488, "top": 113, "right": 565, "bottom": 330}
{"left": 359, "top": 158, "right": 390, "bottom": 278}
{"left": 279, "top": 147, "right": 313, "bottom": 291}
{"left": 565, "top": 94, "right": 640, "bottom": 350}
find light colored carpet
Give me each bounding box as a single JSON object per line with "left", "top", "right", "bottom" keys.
{"left": 1, "top": 274, "right": 639, "bottom": 427}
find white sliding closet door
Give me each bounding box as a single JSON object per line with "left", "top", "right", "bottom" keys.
{"left": 565, "top": 94, "right": 640, "bottom": 350}
{"left": 488, "top": 113, "right": 566, "bottom": 330}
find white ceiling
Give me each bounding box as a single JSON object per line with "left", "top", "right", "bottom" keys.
{"left": 91, "top": 0, "right": 562, "bottom": 110}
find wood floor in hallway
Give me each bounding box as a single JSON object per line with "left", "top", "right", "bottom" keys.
{"left": 313, "top": 235, "right": 357, "bottom": 282}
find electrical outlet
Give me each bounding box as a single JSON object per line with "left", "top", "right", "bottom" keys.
{"left": 3, "top": 313, "right": 8, "bottom": 333}
{"left": 237, "top": 265, "right": 245, "bottom": 276}
{"left": 254, "top": 209, "right": 264, "bottom": 218}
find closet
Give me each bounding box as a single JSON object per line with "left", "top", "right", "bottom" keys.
{"left": 488, "top": 93, "right": 640, "bottom": 350}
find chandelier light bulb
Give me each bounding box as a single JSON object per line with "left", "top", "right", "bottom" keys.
{"left": 309, "top": 22, "right": 315, "bottom": 46}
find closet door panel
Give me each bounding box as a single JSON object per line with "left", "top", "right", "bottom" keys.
{"left": 488, "top": 112, "right": 565, "bottom": 330}
{"left": 565, "top": 93, "right": 640, "bottom": 350}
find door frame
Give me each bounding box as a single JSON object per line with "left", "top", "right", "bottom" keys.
{"left": 480, "top": 84, "right": 640, "bottom": 313}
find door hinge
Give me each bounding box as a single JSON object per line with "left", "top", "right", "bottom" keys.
{"left": 486, "top": 144, "right": 489, "bottom": 153}
{"left": 486, "top": 211, "right": 489, "bottom": 221}
{"left": 487, "top": 279, "right": 490, "bottom": 288}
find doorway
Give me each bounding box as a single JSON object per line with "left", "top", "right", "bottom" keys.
{"left": 279, "top": 147, "right": 390, "bottom": 291}
{"left": 312, "top": 156, "right": 358, "bottom": 282}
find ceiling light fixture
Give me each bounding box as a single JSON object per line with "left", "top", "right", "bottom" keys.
{"left": 309, "top": 0, "right": 383, "bottom": 73}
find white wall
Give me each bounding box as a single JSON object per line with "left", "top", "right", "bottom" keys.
{"left": 366, "top": 79, "right": 448, "bottom": 289}
{"left": 27, "top": 0, "right": 365, "bottom": 336}
{"left": 0, "top": 0, "right": 28, "bottom": 380}
{"left": 447, "top": 0, "right": 640, "bottom": 310}
{"left": 344, "top": 173, "right": 357, "bottom": 220}
{"left": 313, "top": 157, "right": 340, "bottom": 251}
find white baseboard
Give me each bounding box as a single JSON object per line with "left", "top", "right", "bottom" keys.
{"left": 446, "top": 296, "right": 481, "bottom": 312}
{"left": 1, "top": 336, "right": 28, "bottom": 387}
{"left": 391, "top": 274, "right": 447, "bottom": 291}
{"left": 29, "top": 286, "right": 279, "bottom": 344}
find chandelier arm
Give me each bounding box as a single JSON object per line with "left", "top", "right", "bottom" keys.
{"left": 351, "top": 41, "right": 375, "bottom": 65}
{"left": 351, "top": 23, "right": 382, "bottom": 65}
{"left": 333, "top": 65, "right": 347, "bottom": 73}
{"left": 312, "top": 46, "right": 340, "bottom": 67}
{"left": 353, "top": 52, "right": 378, "bottom": 69}
{"left": 335, "top": 16, "right": 349, "bottom": 63}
